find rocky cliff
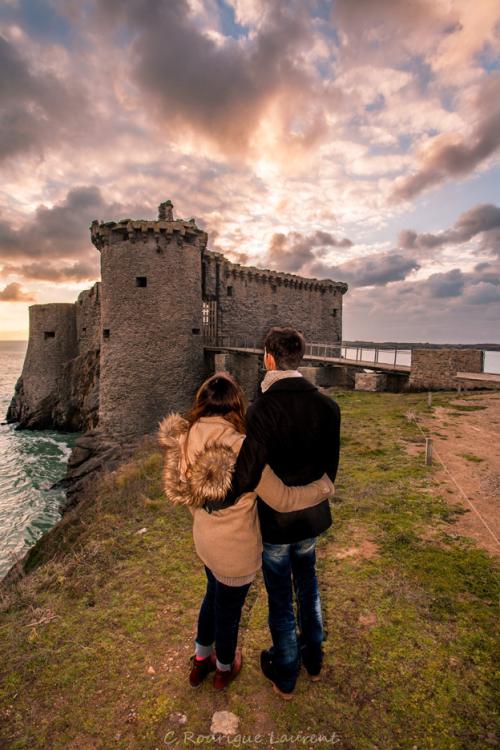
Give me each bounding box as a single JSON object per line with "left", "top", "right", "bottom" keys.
{"left": 7, "top": 347, "right": 100, "bottom": 431}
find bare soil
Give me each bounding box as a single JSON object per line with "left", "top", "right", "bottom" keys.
{"left": 420, "top": 393, "right": 500, "bottom": 556}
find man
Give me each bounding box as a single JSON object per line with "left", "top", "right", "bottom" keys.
{"left": 206, "top": 327, "right": 341, "bottom": 698}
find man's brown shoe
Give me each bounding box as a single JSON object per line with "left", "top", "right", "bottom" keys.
{"left": 189, "top": 653, "right": 216, "bottom": 687}
{"left": 260, "top": 649, "right": 294, "bottom": 700}
{"left": 213, "top": 651, "right": 243, "bottom": 690}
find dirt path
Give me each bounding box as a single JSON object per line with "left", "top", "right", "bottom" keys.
{"left": 420, "top": 392, "right": 500, "bottom": 556}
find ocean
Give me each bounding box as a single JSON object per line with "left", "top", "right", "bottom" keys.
{"left": 0, "top": 341, "right": 76, "bottom": 580}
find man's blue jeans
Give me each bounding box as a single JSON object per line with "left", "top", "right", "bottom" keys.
{"left": 262, "top": 537, "right": 324, "bottom": 692}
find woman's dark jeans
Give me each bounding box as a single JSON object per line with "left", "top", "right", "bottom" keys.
{"left": 196, "top": 566, "right": 251, "bottom": 667}
{"left": 262, "top": 537, "right": 324, "bottom": 692}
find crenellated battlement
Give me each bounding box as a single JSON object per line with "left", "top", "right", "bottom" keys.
{"left": 204, "top": 251, "right": 347, "bottom": 294}
{"left": 90, "top": 201, "right": 208, "bottom": 251}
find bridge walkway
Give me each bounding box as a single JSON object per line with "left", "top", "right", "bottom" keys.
{"left": 203, "top": 341, "right": 411, "bottom": 375}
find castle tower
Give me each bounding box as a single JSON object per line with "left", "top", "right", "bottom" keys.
{"left": 8, "top": 303, "right": 77, "bottom": 428}
{"left": 90, "top": 202, "right": 208, "bottom": 441}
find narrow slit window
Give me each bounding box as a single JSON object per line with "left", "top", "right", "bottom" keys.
{"left": 103, "top": 329, "right": 110, "bottom": 339}
{"left": 44, "top": 331, "right": 55, "bottom": 340}
{"left": 332, "top": 308, "right": 338, "bottom": 317}
{"left": 135, "top": 276, "right": 147, "bottom": 287}
{"left": 227, "top": 285, "right": 233, "bottom": 297}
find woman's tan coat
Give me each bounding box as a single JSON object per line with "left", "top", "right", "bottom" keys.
{"left": 158, "top": 413, "right": 334, "bottom": 583}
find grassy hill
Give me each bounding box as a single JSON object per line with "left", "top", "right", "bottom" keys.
{"left": 0, "top": 390, "right": 498, "bottom": 749}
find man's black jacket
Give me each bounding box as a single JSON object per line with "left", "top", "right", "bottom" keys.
{"left": 206, "top": 377, "right": 341, "bottom": 544}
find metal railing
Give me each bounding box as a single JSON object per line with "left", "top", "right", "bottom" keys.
{"left": 203, "top": 335, "right": 412, "bottom": 368}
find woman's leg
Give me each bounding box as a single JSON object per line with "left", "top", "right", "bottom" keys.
{"left": 214, "top": 579, "right": 251, "bottom": 669}
{"left": 195, "top": 566, "right": 216, "bottom": 656}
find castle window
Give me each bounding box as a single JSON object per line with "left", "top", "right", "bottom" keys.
{"left": 82, "top": 327, "right": 87, "bottom": 333}
{"left": 192, "top": 328, "right": 201, "bottom": 335}
{"left": 331, "top": 309, "right": 338, "bottom": 317}
{"left": 227, "top": 286, "right": 233, "bottom": 297}
{"left": 103, "top": 329, "right": 110, "bottom": 339}
{"left": 135, "top": 276, "right": 147, "bottom": 287}
{"left": 44, "top": 331, "right": 55, "bottom": 340}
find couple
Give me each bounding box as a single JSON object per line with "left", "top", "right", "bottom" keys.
{"left": 158, "top": 327, "right": 341, "bottom": 699}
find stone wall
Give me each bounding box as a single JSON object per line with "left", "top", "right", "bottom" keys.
{"left": 355, "top": 372, "right": 388, "bottom": 392}
{"left": 92, "top": 217, "right": 208, "bottom": 440}
{"left": 208, "top": 350, "right": 263, "bottom": 402}
{"left": 409, "top": 349, "right": 484, "bottom": 390}
{"left": 76, "top": 282, "right": 101, "bottom": 353}
{"left": 203, "top": 252, "right": 347, "bottom": 346}
{"left": 7, "top": 303, "right": 78, "bottom": 428}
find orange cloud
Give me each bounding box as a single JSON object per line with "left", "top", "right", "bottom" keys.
{"left": 0, "top": 282, "right": 36, "bottom": 301}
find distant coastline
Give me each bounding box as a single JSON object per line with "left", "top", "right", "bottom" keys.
{"left": 343, "top": 341, "right": 500, "bottom": 351}
{"left": 2, "top": 338, "right": 499, "bottom": 349}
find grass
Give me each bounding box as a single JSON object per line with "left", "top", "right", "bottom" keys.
{"left": 460, "top": 453, "right": 485, "bottom": 463}
{"left": 0, "top": 391, "right": 498, "bottom": 749}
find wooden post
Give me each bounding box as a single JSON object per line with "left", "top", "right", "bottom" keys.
{"left": 425, "top": 438, "right": 433, "bottom": 466}
{"left": 427, "top": 392, "right": 432, "bottom": 408}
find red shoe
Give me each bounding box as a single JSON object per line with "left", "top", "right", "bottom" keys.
{"left": 189, "top": 652, "right": 216, "bottom": 687}
{"left": 213, "top": 651, "right": 243, "bottom": 690}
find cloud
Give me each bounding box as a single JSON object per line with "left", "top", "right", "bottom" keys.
{"left": 265, "top": 230, "right": 421, "bottom": 287}
{"left": 1, "top": 260, "right": 98, "bottom": 282}
{"left": 0, "top": 33, "right": 89, "bottom": 163}
{"left": 312, "top": 251, "right": 421, "bottom": 287}
{"left": 398, "top": 203, "right": 500, "bottom": 253}
{"left": 0, "top": 186, "right": 119, "bottom": 261}
{"left": 426, "top": 268, "right": 465, "bottom": 298}
{"left": 267, "top": 230, "right": 353, "bottom": 273}
{"left": 392, "top": 73, "right": 500, "bottom": 201}
{"left": 0, "top": 282, "right": 36, "bottom": 301}
{"left": 464, "top": 281, "right": 500, "bottom": 305}
{"left": 92, "top": 0, "right": 319, "bottom": 156}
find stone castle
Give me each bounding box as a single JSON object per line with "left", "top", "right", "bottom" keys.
{"left": 8, "top": 201, "right": 348, "bottom": 442}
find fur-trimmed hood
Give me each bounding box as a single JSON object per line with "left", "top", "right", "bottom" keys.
{"left": 158, "top": 412, "right": 238, "bottom": 508}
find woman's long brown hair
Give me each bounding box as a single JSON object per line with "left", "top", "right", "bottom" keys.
{"left": 185, "top": 372, "right": 247, "bottom": 435}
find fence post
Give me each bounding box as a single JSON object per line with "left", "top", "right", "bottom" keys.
{"left": 427, "top": 392, "right": 432, "bottom": 408}
{"left": 425, "top": 438, "right": 433, "bottom": 466}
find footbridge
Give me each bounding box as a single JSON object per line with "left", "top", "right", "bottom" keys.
{"left": 204, "top": 338, "right": 412, "bottom": 374}
{"left": 204, "top": 337, "right": 496, "bottom": 395}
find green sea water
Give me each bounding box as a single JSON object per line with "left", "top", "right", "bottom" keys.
{"left": 0, "top": 341, "right": 76, "bottom": 579}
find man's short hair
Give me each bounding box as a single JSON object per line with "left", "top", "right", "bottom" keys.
{"left": 264, "top": 327, "right": 306, "bottom": 370}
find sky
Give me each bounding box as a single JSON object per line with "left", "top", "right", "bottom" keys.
{"left": 0, "top": 0, "right": 499, "bottom": 343}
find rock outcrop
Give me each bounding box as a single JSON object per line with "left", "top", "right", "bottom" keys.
{"left": 7, "top": 348, "right": 100, "bottom": 431}
{"left": 56, "top": 429, "right": 136, "bottom": 508}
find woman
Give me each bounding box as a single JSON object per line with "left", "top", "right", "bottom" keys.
{"left": 158, "top": 372, "right": 334, "bottom": 692}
